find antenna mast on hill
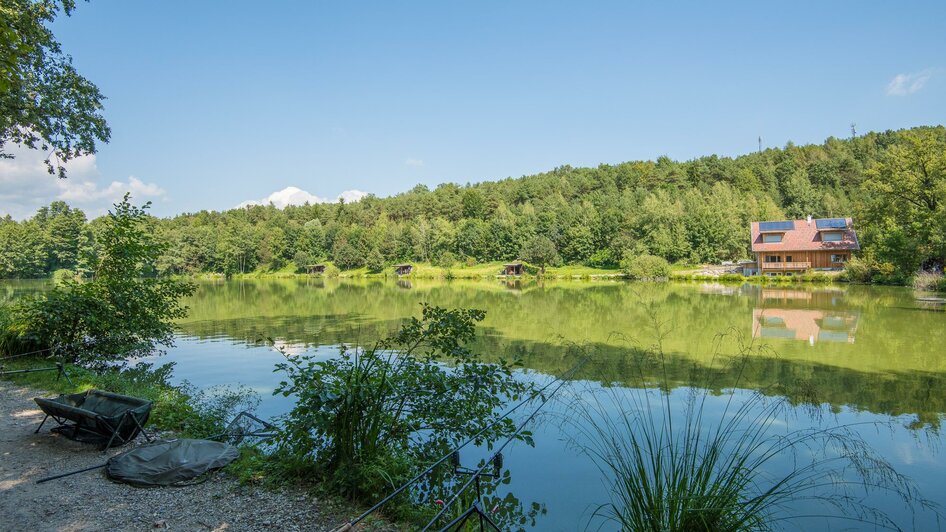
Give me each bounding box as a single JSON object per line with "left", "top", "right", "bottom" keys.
{"left": 850, "top": 123, "right": 857, "bottom": 139}
{"left": 758, "top": 136, "right": 762, "bottom": 153}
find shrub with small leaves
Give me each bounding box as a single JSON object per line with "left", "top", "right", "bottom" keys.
{"left": 272, "top": 304, "right": 533, "bottom": 503}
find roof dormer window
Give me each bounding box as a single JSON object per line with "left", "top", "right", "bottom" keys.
{"left": 762, "top": 233, "right": 783, "bottom": 243}
{"left": 822, "top": 232, "right": 842, "bottom": 242}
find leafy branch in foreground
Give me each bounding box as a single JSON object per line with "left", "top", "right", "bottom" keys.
{"left": 564, "top": 303, "right": 941, "bottom": 531}
{"left": 0, "top": 0, "right": 110, "bottom": 177}
{"left": 271, "top": 304, "right": 533, "bottom": 508}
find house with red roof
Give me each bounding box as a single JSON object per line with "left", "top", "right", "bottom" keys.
{"left": 749, "top": 216, "right": 859, "bottom": 275}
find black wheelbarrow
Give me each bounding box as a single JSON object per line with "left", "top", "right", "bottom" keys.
{"left": 34, "top": 390, "right": 153, "bottom": 451}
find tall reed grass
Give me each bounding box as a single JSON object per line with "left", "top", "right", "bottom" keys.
{"left": 565, "top": 305, "right": 939, "bottom": 531}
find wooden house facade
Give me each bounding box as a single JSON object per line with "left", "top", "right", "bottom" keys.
{"left": 749, "top": 217, "right": 859, "bottom": 275}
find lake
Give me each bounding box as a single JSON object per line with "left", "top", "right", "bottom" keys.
{"left": 5, "top": 278, "right": 945, "bottom": 529}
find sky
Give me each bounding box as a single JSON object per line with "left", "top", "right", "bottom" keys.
{"left": 2, "top": 0, "right": 945, "bottom": 219}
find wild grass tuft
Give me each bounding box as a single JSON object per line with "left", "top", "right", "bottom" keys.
{"left": 565, "top": 303, "right": 940, "bottom": 531}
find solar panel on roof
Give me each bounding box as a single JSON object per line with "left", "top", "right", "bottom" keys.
{"left": 815, "top": 218, "right": 847, "bottom": 229}
{"left": 759, "top": 221, "right": 794, "bottom": 232}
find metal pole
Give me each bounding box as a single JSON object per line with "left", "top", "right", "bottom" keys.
{"left": 36, "top": 463, "right": 106, "bottom": 484}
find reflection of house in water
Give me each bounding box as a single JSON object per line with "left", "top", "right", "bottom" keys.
{"left": 396, "top": 280, "right": 413, "bottom": 289}
{"left": 753, "top": 287, "right": 846, "bottom": 306}
{"left": 751, "top": 287, "right": 858, "bottom": 344}
{"left": 752, "top": 308, "right": 858, "bottom": 344}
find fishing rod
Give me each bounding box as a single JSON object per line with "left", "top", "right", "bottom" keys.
{"left": 0, "top": 345, "right": 57, "bottom": 360}
{"left": 420, "top": 366, "right": 577, "bottom": 531}
{"left": 336, "top": 357, "right": 587, "bottom": 531}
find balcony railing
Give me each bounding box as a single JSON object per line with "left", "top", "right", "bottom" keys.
{"left": 761, "top": 262, "right": 811, "bottom": 270}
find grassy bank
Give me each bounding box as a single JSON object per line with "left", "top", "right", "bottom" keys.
{"left": 230, "top": 260, "right": 626, "bottom": 280}
{"left": 228, "top": 262, "right": 852, "bottom": 286}
{"left": 0, "top": 356, "right": 247, "bottom": 439}
{"left": 670, "top": 271, "right": 840, "bottom": 284}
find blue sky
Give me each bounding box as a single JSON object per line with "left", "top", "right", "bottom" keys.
{"left": 3, "top": 1, "right": 945, "bottom": 219}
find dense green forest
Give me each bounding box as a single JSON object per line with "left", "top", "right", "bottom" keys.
{"left": 2, "top": 126, "right": 944, "bottom": 282}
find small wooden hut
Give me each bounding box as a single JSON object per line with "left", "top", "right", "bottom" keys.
{"left": 394, "top": 264, "right": 413, "bottom": 276}
{"left": 503, "top": 263, "right": 524, "bottom": 276}
{"left": 306, "top": 264, "right": 326, "bottom": 274}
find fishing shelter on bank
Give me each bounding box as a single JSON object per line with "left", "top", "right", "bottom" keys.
{"left": 503, "top": 262, "right": 524, "bottom": 276}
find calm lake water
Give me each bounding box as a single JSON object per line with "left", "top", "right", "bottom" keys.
{"left": 4, "top": 278, "right": 946, "bottom": 529}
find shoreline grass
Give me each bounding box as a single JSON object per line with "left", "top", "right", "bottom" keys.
{"left": 0, "top": 356, "right": 254, "bottom": 438}
{"left": 562, "top": 305, "right": 940, "bottom": 530}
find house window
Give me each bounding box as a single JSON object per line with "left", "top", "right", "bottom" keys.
{"left": 762, "top": 234, "right": 783, "bottom": 243}
{"left": 785, "top": 255, "right": 793, "bottom": 263}
{"left": 831, "top": 254, "right": 848, "bottom": 263}
{"left": 765, "top": 255, "right": 781, "bottom": 263}
{"left": 822, "top": 232, "right": 843, "bottom": 242}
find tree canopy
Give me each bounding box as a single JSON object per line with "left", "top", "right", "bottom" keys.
{"left": 1, "top": 126, "right": 944, "bottom": 283}
{"left": 0, "top": 0, "right": 109, "bottom": 177}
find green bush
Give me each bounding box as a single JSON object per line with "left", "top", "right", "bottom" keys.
{"left": 621, "top": 252, "right": 671, "bottom": 280}
{"left": 844, "top": 255, "right": 895, "bottom": 283}
{"left": 433, "top": 251, "right": 457, "bottom": 268}
{"left": 717, "top": 273, "right": 745, "bottom": 283}
{"left": 271, "top": 305, "right": 533, "bottom": 508}
{"left": 10, "top": 195, "right": 195, "bottom": 366}
{"left": 51, "top": 268, "right": 76, "bottom": 285}
{"left": 321, "top": 262, "right": 341, "bottom": 277}
{"left": 586, "top": 249, "right": 616, "bottom": 269}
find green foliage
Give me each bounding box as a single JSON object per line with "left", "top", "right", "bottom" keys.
{"left": 51, "top": 268, "right": 74, "bottom": 284}
{"left": 271, "top": 304, "right": 532, "bottom": 505}
{"left": 10, "top": 195, "right": 195, "bottom": 365}
{"left": 0, "top": 358, "right": 256, "bottom": 438}
{"left": 0, "top": 0, "right": 110, "bottom": 177}
{"left": 519, "top": 235, "right": 560, "bottom": 273}
{"left": 2, "top": 127, "right": 944, "bottom": 286}
{"left": 843, "top": 255, "right": 896, "bottom": 284}
{"left": 717, "top": 273, "right": 746, "bottom": 283}
{"left": 860, "top": 128, "right": 946, "bottom": 275}
{"left": 432, "top": 250, "right": 457, "bottom": 268}
{"left": 365, "top": 247, "right": 385, "bottom": 273}
{"left": 621, "top": 252, "right": 670, "bottom": 280}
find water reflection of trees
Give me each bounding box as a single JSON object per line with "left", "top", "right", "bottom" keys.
{"left": 175, "top": 279, "right": 946, "bottom": 427}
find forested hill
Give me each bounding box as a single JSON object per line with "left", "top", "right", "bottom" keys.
{"left": 2, "top": 126, "right": 944, "bottom": 281}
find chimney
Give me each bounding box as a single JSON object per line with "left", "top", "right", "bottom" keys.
{"left": 806, "top": 215, "right": 812, "bottom": 226}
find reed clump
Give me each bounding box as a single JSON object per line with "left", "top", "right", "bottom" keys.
{"left": 565, "top": 306, "right": 939, "bottom": 531}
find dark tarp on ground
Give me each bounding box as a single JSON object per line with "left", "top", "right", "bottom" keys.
{"left": 105, "top": 439, "right": 240, "bottom": 487}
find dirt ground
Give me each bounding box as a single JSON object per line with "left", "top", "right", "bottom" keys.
{"left": 0, "top": 381, "right": 356, "bottom": 531}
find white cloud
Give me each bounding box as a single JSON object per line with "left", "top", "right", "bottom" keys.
{"left": 238, "top": 186, "right": 367, "bottom": 209}
{"left": 405, "top": 158, "right": 425, "bottom": 167}
{"left": 337, "top": 189, "right": 367, "bottom": 203}
{"left": 0, "top": 145, "right": 165, "bottom": 220}
{"left": 885, "top": 69, "right": 933, "bottom": 96}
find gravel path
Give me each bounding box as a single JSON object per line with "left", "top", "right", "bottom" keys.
{"left": 0, "top": 381, "right": 361, "bottom": 531}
